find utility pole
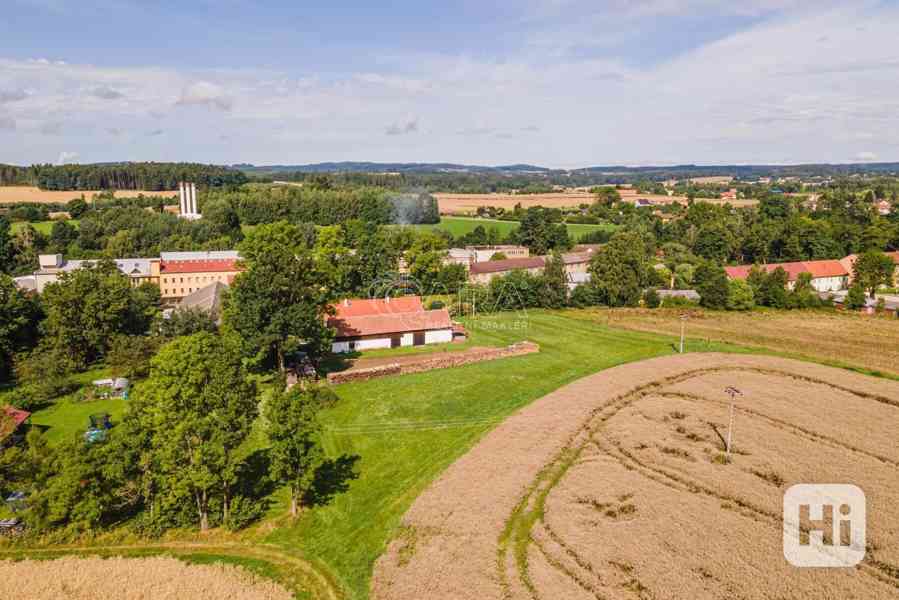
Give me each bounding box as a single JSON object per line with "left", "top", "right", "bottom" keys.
{"left": 724, "top": 386, "right": 742, "bottom": 460}
{"left": 679, "top": 314, "right": 687, "bottom": 353}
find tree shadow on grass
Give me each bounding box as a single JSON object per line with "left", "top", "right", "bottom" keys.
{"left": 302, "top": 454, "right": 361, "bottom": 507}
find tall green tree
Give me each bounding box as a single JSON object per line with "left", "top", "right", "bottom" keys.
{"left": 136, "top": 333, "right": 257, "bottom": 530}
{"left": 41, "top": 261, "right": 156, "bottom": 368}
{"left": 588, "top": 231, "right": 650, "bottom": 307}
{"left": 852, "top": 250, "right": 896, "bottom": 298}
{"left": 225, "top": 222, "right": 335, "bottom": 372}
{"left": 265, "top": 385, "right": 337, "bottom": 517}
{"left": 0, "top": 216, "right": 16, "bottom": 273}
{"left": 0, "top": 274, "right": 41, "bottom": 381}
{"left": 694, "top": 263, "right": 729, "bottom": 310}
{"left": 538, "top": 252, "right": 569, "bottom": 309}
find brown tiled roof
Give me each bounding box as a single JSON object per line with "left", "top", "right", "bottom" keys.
{"left": 560, "top": 252, "right": 592, "bottom": 265}
{"left": 332, "top": 296, "right": 423, "bottom": 318}
{"left": 469, "top": 257, "right": 545, "bottom": 275}
{"left": 330, "top": 309, "right": 453, "bottom": 338}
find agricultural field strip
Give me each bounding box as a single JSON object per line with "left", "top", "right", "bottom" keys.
{"left": 371, "top": 354, "right": 899, "bottom": 600}
{"left": 503, "top": 366, "right": 899, "bottom": 597}
{"left": 0, "top": 541, "right": 341, "bottom": 600}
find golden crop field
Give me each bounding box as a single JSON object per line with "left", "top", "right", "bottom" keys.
{"left": 374, "top": 353, "right": 899, "bottom": 599}
{"left": 582, "top": 307, "right": 899, "bottom": 377}
{"left": 435, "top": 188, "right": 755, "bottom": 214}
{"left": 0, "top": 186, "right": 178, "bottom": 204}
{"left": 0, "top": 555, "right": 293, "bottom": 600}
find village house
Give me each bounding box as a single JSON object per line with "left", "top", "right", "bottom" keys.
{"left": 877, "top": 199, "right": 892, "bottom": 216}
{"left": 328, "top": 296, "right": 454, "bottom": 353}
{"left": 724, "top": 259, "right": 849, "bottom": 292}
{"left": 720, "top": 188, "right": 738, "bottom": 201}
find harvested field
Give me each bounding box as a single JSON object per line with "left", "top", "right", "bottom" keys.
{"left": 373, "top": 354, "right": 899, "bottom": 600}
{"left": 0, "top": 186, "right": 178, "bottom": 204}
{"left": 0, "top": 555, "right": 293, "bottom": 600}
{"left": 582, "top": 307, "right": 899, "bottom": 377}
{"left": 435, "top": 191, "right": 598, "bottom": 213}
{"left": 435, "top": 189, "right": 752, "bottom": 214}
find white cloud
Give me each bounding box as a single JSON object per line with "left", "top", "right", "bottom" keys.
{"left": 57, "top": 151, "right": 79, "bottom": 164}
{"left": 1, "top": 3, "right": 899, "bottom": 166}
{"left": 856, "top": 151, "right": 878, "bottom": 161}
{"left": 176, "top": 81, "right": 233, "bottom": 111}
{"left": 0, "top": 117, "right": 15, "bottom": 131}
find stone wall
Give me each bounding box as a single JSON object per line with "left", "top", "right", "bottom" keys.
{"left": 326, "top": 341, "right": 539, "bottom": 384}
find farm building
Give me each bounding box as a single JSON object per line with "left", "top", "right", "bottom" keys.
{"left": 468, "top": 256, "right": 546, "bottom": 284}
{"left": 328, "top": 296, "right": 454, "bottom": 353}
{"left": 175, "top": 281, "right": 229, "bottom": 320}
{"left": 157, "top": 251, "right": 241, "bottom": 302}
{"left": 444, "top": 245, "right": 530, "bottom": 268}
{"left": 724, "top": 260, "right": 849, "bottom": 292}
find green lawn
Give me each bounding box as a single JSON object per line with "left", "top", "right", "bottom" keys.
{"left": 30, "top": 396, "right": 127, "bottom": 445}
{"left": 263, "top": 310, "right": 746, "bottom": 598}
{"left": 394, "top": 216, "right": 615, "bottom": 240}
{"left": 10, "top": 220, "right": 80, "bottom": 235}
{"left": 1, "top": 366, "right": 125, "bottom": 446}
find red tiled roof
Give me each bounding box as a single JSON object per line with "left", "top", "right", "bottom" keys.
{"left": 802, "top": 260, "right": 848, "bottom": 278}
{"left": 329, "top": 309, "right": 453, "bottom": 338}
{"left": 724, "top": 260, "right": 848, "bottom": 282}
{"left": 469, "top": 257, "right": 545, "bottom": 275}
{"left": 160, "top": 259, "right": 242, "bottom": 274}
{"left": 332, "top": 296, "right": 423, "bottom": 319}
{"left": 1, "top": 405, "right": 30, "bottom": 441}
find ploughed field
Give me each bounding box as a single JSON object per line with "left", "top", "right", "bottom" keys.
{"left": 373, "top": 354, "right": 899, "bottom": 599}
{"left": 0, "top": 555, "right": 293, "bottom": 600}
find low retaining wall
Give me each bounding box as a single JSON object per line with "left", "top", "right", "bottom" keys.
{"left": 326, "top": 341, "right": 539, "bottom": 384}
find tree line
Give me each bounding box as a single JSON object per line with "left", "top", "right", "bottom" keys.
{"left": 0, "top": 162, "right": 247, "bottom": 190}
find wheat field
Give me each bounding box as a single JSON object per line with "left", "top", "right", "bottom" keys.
{"left": 0, "top": 186, "right": 178, "bottom": 204}
{"left": 373, "top": 354, "right": 899, "bottom": 600}
{"left": 0, "top": 555, "right": 294, "bottom": 600}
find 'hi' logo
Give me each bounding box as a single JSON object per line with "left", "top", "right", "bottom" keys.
{"left": 783, "top": 484, "right": 866, "bottom": 567}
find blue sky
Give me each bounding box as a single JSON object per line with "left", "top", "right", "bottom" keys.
{"left": 1, "top": 1, "right": 898, "bottom": 167}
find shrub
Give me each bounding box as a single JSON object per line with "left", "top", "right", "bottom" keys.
{"left": 643, "top": 288, "right": 661, "bottom": 308}
{"left": 726, "top": 279, "right": 755, "bottom": 311}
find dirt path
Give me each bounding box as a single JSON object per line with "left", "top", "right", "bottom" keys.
{"left": 371, "top": 354, "right": 899, "bottom": 600}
